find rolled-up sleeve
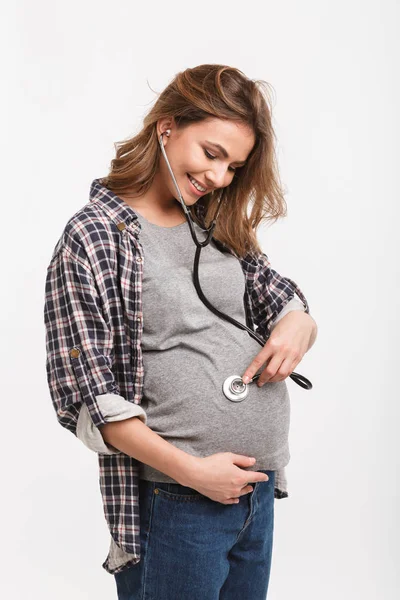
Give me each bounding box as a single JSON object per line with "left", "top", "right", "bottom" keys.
{"left": 269, "top": 294, "right": 306, "bottom": 331}
{"left": 77, "top": 394, "right": 147, "bottom": 455}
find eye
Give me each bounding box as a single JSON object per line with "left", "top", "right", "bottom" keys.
{"left": 204, "top": 149, "right": 216, "bottom": 160}
{"left": 204, "top": 149, "right": 237, "bottom": 173}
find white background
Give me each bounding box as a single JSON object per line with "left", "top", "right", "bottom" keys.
{"left": 2, "top": 0, "right": 399, "bottom": 598}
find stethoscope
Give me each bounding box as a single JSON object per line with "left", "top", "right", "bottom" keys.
{"left": 158, "top": 131, "right": 312, "bottom": 401}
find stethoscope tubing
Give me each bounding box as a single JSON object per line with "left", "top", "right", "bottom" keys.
{"left": 158, "top": 132, "right": 312, "bottom": 391}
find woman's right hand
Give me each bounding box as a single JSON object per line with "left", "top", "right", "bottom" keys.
{"left": 187, "top": 452, "right": 270, "bottom": 505}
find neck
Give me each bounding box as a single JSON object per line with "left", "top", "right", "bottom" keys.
{"left": 120, "top": 171, "right": 185, "bottom": 214}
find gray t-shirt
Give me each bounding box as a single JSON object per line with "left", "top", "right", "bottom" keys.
{"left": 133, "top": 212, "right": 292, "bottom": 481}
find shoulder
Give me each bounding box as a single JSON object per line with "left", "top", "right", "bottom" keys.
{"left": 65, "top": 202, "right": 119, "bottom": 246}
{"left": 48, "top": 202, "right": 120, "bottom": 270}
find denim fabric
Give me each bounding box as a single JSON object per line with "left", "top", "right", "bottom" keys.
{"left": 114, "top": 469, "right": 275, "bottom": 599}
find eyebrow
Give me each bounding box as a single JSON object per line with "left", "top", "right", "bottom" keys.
{"left": 204, "top": 140, "right": 247, "bottom": 166}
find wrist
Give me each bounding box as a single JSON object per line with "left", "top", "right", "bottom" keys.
{"left": 174, "top": 454, "right": 203, "bottom": 488}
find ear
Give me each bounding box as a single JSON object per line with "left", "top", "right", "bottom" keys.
{"left": 156, "top": 117, "right": 175, "bottom": 138}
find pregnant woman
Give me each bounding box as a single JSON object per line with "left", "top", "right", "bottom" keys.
{"left": 44, "top": 63, "right": 317, "bottom": 599}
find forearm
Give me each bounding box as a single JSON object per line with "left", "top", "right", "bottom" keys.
{"left": 100, "top": 417, "right": 200, "bottom": 487}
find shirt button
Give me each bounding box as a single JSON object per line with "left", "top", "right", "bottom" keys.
{"left": 116, "top": 222, "right": 126, "bottom": 231}
{"left": 136, "top": 256, "right": 143, "bottom": 263}
{"left": 70, "top": 348, "right": 80, "bottom": 358}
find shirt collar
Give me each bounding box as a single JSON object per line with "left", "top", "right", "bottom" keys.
{"left": 89, "top": 178, "right": 138, "bottom": 229}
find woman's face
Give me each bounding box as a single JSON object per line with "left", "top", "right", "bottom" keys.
{"left": 157, "top": 117, "right": 255, "bottom": 206}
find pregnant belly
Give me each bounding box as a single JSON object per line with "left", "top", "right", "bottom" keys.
{"left": 153, "top": 380, "right": 291, "bottom": 468}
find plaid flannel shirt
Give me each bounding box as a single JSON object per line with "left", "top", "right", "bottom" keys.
{"left": 44, "top": 178, "right": 310, "bottom": 574}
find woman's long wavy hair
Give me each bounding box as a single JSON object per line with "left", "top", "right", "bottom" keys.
{"left": 100, "top": 64, "right": 288, "bottom": 259}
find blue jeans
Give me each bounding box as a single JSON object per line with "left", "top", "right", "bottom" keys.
{"left": 114, "top": 469, "right": 275, "bottom": 599}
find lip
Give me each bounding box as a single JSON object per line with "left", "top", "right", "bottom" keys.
{"left": 187, "top": 173, "right": 208, "bottom": 195}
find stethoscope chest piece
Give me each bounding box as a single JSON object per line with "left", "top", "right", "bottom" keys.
{"left": 222, "top": 375, "right": 249, "bottom": 402}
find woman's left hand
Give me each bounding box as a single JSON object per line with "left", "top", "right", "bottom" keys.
{"left": 241, "top": 311, "right": 316, "bottom": 386}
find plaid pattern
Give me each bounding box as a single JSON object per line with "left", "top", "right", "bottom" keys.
{"left": 44, "top": 178, "right": 310, "bottom": 574}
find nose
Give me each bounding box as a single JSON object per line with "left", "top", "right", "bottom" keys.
{"left": 205, "top": 165, "right": 230, "bottom": 190}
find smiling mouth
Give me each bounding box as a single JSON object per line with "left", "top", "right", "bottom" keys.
{"left": 187, "top": 173, "right": 207, "bottom": 193}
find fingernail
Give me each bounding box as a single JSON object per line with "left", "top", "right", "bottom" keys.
{"left": 242, "top": 376, "right": 250, "bottom": 384}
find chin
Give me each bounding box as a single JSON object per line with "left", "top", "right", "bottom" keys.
{"left": 174, "top": 195, "right": 197, "bottom": 207}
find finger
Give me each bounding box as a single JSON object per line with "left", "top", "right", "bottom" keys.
{"left": 236, "top": 485, "right": 254, "bottom": 498}
{"left": 267, "top": 357, "right": 297, "bottom": 383}
{"left": 257, "top": 354, "right": 285, "bottom": 386}
{"left": 246, "top": 472, "right": 269, "bottom": 483}
{"left": 241, "top": 347, "right": 272, "bottom": 385}
{"left": 269, "top": 351, "right": 301, "bottom": 383}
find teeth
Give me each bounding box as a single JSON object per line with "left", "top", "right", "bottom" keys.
{"left": 190, "top": 175, "right": 205, "bottom": 191}
{"left": 189, "top": 175, "right": 206, "bottom": 192}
